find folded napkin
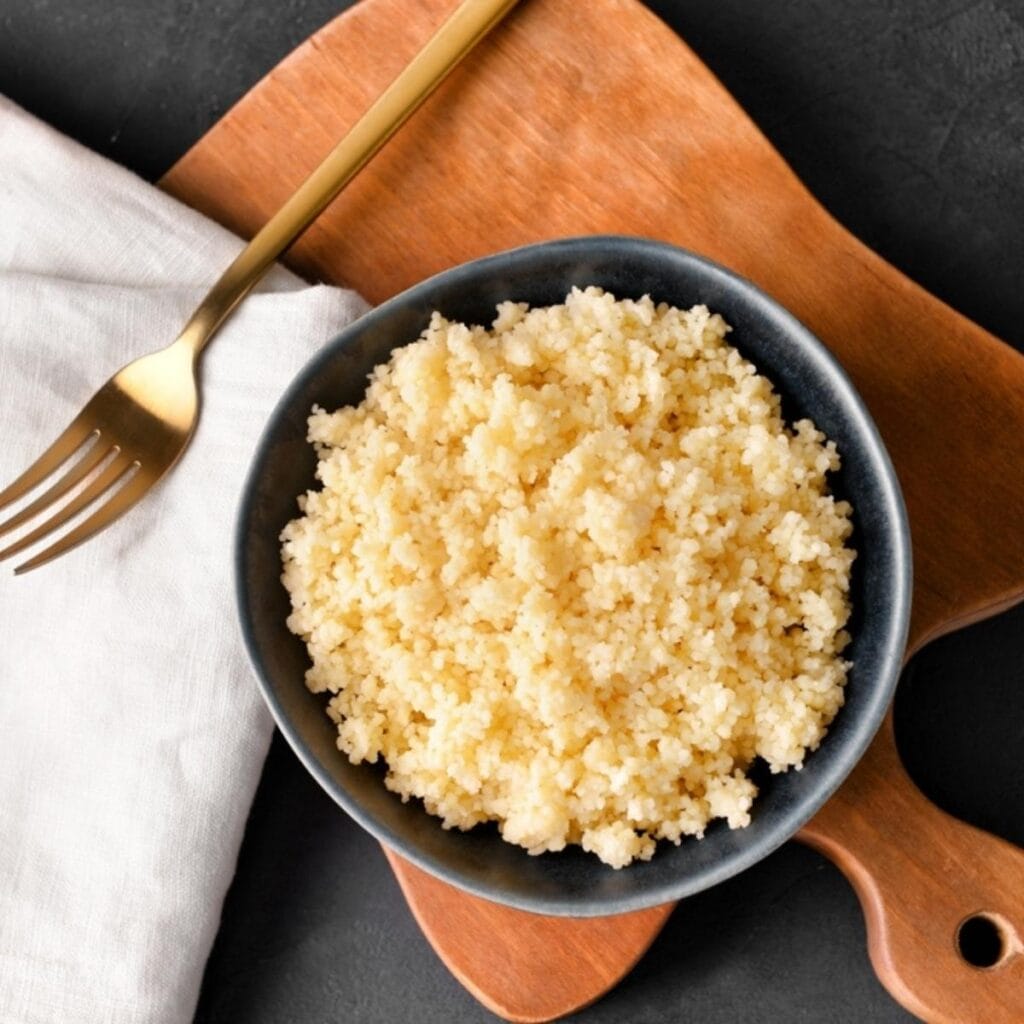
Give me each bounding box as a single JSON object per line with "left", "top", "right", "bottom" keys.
{"left": 0, "top": 97, "right": 368, "bottom": 1023}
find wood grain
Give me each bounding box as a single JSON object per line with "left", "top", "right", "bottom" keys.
{"left": 383, "top": 847, "right": 673, "bottom": 1023}
{"left": 161, "top": 0, "right": 1024, "bottom": 1020}
{"left": 801, "top": 713, "right": 1024, "bottom": 1024}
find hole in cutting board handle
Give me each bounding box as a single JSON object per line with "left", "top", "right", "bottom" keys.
{"left": 956, "top": 914, "right": 1012, "bottom": 968}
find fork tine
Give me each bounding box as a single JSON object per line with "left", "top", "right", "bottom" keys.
{"left": 0, "top": 454, "right": 136, "bottom": 563}
{"left": 13, "top": 468, "right": 153, "bottom": 575}
{"left": 0, "top": 411, "right": 99, "bottom": 511}
{"left": 0, "top": 442, "right": 115, "bottom": 540}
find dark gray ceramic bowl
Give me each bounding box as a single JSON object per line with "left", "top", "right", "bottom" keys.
{"left": 235, "top": 236, "right": 911, "bottom": 916}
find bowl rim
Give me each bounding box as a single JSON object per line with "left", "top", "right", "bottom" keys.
{"left": 234, "top": 234, "right": 912, "bottom": 916}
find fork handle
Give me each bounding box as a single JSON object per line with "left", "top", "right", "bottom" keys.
{"left": 173, "top": 0, "right": 519, "bottom": 357}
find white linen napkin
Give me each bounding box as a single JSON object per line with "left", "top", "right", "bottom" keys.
{"left": 0, "top": 96, "right": 369, "bottom": 1024}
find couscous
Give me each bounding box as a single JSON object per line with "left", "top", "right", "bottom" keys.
{"left": 281, "top": 288, "right": 855, "bottom": 868}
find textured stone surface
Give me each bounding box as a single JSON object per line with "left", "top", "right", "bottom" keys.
{"left": 1, "top": 1, "right": 1021, "bottom": 1021}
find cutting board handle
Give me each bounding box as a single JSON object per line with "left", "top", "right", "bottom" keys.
{"left": 800, "top": 715, "right": 1024, "bottom": 1024}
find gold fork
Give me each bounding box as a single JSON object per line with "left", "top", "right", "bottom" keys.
{"left": 0, "top": 0, "right": 518, "bottom": 575}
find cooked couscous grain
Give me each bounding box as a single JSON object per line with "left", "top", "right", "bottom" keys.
{"left": 281, "top": 288, "right": 854, "bottom": 868}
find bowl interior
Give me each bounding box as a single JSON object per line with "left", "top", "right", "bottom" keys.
{"left": 235, "top": 236, "right": 910, "bottom": 915}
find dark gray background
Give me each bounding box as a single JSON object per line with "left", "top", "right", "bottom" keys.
{"left": 3, "top": 1, "right": 1022, "bottom": 1021}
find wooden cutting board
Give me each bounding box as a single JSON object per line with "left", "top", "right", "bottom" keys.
{"left": 160, "top": 0, "right": 1024, "bottom": 1020}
